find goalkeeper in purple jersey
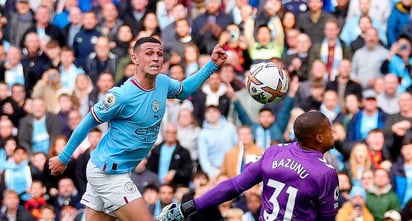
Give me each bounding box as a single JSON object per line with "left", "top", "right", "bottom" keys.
{"left": 159, "top": 111, "right": 339, "bottom": 221}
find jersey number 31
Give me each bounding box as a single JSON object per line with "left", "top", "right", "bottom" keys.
{"left": 263, "top": 179, "right": 298, "bottom": 221}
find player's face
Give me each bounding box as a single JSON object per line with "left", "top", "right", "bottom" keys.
{"left": 321, "top": 119, "right": 335, "bottom": 151}
{"left": 133, "top": 42, "right": 164, "bottom": 76}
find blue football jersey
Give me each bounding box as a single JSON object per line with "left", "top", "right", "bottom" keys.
{"left": 89, "top": 74, "right": 181, "bottom": 174}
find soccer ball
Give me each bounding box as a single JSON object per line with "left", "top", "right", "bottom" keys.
{"left": 246, "top": 62, "right": 289, "bottom": 104}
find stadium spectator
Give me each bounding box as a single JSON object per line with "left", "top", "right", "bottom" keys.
{"left": 137, "top": 12, "right": 161, "bottom": 39}
{"left": 2, "top": 146, "right": 32, "bottom": 202}
{"left": 336, "top": 186, "right": 374, "bottom": 221}
{"left": 85, "top": 36, "right": 118, "bottom": 85}
{"left": 158, "top": 0, "right": 178, "bottom": 31}
{"left": 365, "top": 129, "right": 391, "bottom": 169}
{"left": 151, "top": 184, "right": 176, "bottom": 217}
{"left": 0, "top": 189, "right": 35, "bottom": 221}
{"left": 383, "top": 92, "right": 412, "bottom": 161}
{"left": 161, "top": 3, "right": 188, "bottom": 45}
{"left": 17, "top": 98, "right": 61, "bottom": 154}
{"left": 366, "top": 168, "right": 401, "bottom": 221}
{"left": 191, "top": 0, "right": 233, "bottom": 54}
{"left": 164, "top": 19, "right": 194, "bottom": 59}
{"left": 72, "top": 11, "right": 101, "bottom": 69}
{"left": 24, "top": 180, "right": 47, "bottom": 220}
{"left": 334, "top": 94, "right": 361, "bottom": 130}
{"left": 0, "top": 46, "right": 25, "bottom": 89}
{"left": 31, "top": 68, "right": 70, "bottom": 114}
{"left": 111, "top": 24, "right": 134, "bottom": 59}
{"left": 387, "top": 0, "right": 412, "bottom": 46}
{"left": 147, "top": 123, "right": 193, "bottom": 187}
{"left": 346, "top": 89, "right": 387, "bottom": 142}
{"left": 351, "top": 27, "right": 388, "bottom": 89}
{"left": 360, "top": 169, "right": 375, "bottom": 192}
{"left": 220, "top": 125, "right": 264, "bottom": 178}
{"left": 381, "top": 35, "right": 412, "bottom": 93}
{"left": 283, "top": 29, "right": 300, "bottom": 57}
{"left": 390, "top": 132, "right": 412, "bottom": 208}
{"left": 296, "top": 0, "right": 333, "bottom": 44}
{"left": 325, "top": 59, "right": 363, "bottom": 106}
{"left": 246, "top": 24, "right": 282, "bottom": 66}
{"left": 21, "top": 32, "right": 51, "bottom": 96}
{"left": 309, "top": 18, "right": 352, "bottom": 81}
{"left": 51, "top": 0, "right": 78, "bottom": 30}
{"left": 197, "top": 105, "right": 238, "bottom": 178}
{"left": 123, "top": 0, "right": 151, "bottom": 36}
{"left": 283, "top": 33, "right": 312, "bottom": 81}
{"left": 346, "top": 0, "right": 390, "bottom": 31}
{"left": 131, "top": 157, "right": 161, "bottom": 193}
{"left": 29, "top": 151, "right": 47, "bottom": 181}
{"left": 332, "top": 0, "right": 349, "bottom": 28}
{"left": 62, "top": 7, "right": 83, "bottom": 47}
{"left": 99, "top": 3, "right": 123, "bottom": 43}
{"left": 5, "top": 0, "right": 34, "bottom": 46}
{"left": 190, "top": 72, "right": 230, "bottom": 126}
{"left": 43, "top": 40, "right": 61, "bottom": 69}
{"left": 57, "top": 93, "right": 75, "bottom": 138}
{"left": 295, "top": 60, "right": 327, "bottom": 109}
{"left": 23, "top": 5, "right": 65, "bottom": 47}
{"left": 49, "top": 177, "right": 83, "bottom": 221}
{"left": 320, "top": 90, "right": 341, "bottom": 122}
{"left": 376, "top": 74, "right": 400, "bottom": 114}
{"left": 182, "top": 44, "right": 200, "bottom": 78}
{"left": 71, "top": 74, "right": 93, "bottom": 117}
{"left": 349, "top": 15, "right": 377, "bottom": 52}
{"left": 175, "top": 108, "right": 201, "bottom": 164}
{"left": 337, "top": 171, "right": 352, "bottom": 208}
{"left": 59, "top": 47, "right": 85, "bottom": 92}
{"left": 344, "top": 142, "right": 372, "bottom": 187}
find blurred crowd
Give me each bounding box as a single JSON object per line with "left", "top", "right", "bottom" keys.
{"left": 0, "top": 0, "right": 411, "bottom": 220}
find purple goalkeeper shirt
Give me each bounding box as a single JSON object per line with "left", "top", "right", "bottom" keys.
{"left": 194, "top": 142, "right": 339, "bottom": 221}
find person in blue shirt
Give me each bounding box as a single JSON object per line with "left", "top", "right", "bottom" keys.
{"left": 48, "top": 37, "right": 228, "bottom": 221}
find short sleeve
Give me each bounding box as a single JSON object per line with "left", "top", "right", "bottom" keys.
{"left": 90, "top": 89, "right": 124, "bottom": 123}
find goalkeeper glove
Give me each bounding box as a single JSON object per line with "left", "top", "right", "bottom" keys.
{"left": 158, "top": 200, "right": 197, "bottom": 221}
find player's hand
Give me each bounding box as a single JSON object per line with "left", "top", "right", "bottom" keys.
{"left": 158, "top": 203, "right": 185, "bottom": 221}
{"left": 49, "top": 156, "right": 67, "bottom": 176}
{"left": 211, "top": 44, "right": 227, "bottom": 66}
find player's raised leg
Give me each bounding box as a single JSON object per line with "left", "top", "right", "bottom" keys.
{"left": 85, "top": 207, "right": 116, "bottom": 221}
{"left": 114, "top": 198, "right": 153, "bottom": 221}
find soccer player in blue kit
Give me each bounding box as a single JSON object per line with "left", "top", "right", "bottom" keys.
{"left": 159, "top": 111, "right": 340, "bottom": 221}
{"left": 48, "top": 37, "right": 228, "bottom": 221}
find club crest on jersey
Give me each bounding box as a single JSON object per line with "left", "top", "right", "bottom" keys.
{"left": 124, "top": 181, "right": 137, "bottom": 194}
{"left": 152, "top": 100, "right": 160, "bottom": 112}
{"left": 100, "top": 93, "right": 116, "bottom": 111}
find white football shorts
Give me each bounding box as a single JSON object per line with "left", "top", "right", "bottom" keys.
{"left": 81, "top": 161, "right": 142, "bottom": 215}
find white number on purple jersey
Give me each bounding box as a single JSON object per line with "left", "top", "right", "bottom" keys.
{"left": 263, "top": 179, "right": 298, "bottom": 221}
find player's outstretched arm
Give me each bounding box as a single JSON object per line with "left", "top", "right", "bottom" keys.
{"left": 49, "top": 113, "right": 100, "bottom": 175}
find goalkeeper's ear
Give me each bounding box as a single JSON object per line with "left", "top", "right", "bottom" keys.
{"left": 180, "top": 200, "right": 197, "bottom": 217}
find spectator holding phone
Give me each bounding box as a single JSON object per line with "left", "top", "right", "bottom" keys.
{"left": 381, "top": 35, "right": 412, "bottom": 92}
{"left": 336, "top": 186, "right": 375, "bottom": 221}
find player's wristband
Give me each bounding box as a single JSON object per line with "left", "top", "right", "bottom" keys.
{"left": 180, "top": 200, "right": 197, "bottom": 217}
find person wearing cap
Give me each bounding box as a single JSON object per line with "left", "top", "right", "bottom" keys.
{"left": 366, "top": 168, "right": 401, "bottom": 221}
{"left": 390, "top": 131, "right": 412, "bottom": 208}
{"left": 383, "top": 209, "right": 402, "bottom": 221}
{"left": 336, "top": 186, "right": 374, "bottom": 221}
{"left": 346, "top": 89, "right": 387, "bottom": 142}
